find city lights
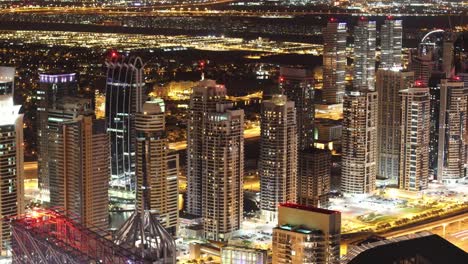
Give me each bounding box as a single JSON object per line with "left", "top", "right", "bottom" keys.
{"left": 0, "top": 1, "right": 466, "bottom": 263}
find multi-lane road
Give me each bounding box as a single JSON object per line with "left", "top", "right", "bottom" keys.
{"left": 382, "top": 212, "right": 468, "bottom": 251}
{"left": 6, "top": 6, "right": 458, "bottom": 18}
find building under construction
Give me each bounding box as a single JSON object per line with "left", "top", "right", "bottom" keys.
{"left": 10, "top": 209, "right": 149, "bottom": 264}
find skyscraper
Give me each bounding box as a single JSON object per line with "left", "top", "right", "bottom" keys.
{"left": 380, "top": 18, "right": 403, "bottom": 69}
{"left": 187, "top": 80, "right": 244, "bottom": 241}
{"left": 322, "top": 19, "right": 347, "bottom": 104}
{"left": 37, "top": 72, "right": 77, "bottom": 202}
{"left": 272, "top": 203, "right": 341, "bottom": 264}
{"left": 135, "top": 98, "right": 179, "bottom": 234}
{"left": 114, "top": 97, "right": 177, "bottom": 263}
{"left": 436, "top": 78, "right": 467, "bottom": 181}
{"left": 259, "top": 95, "right": 297, "bottom": 222}
{"left": 48, "top": 101, "right": 110, "bottom": 231}
{"left": 187, "top": 79, "right": 227, "bottom": 217}
{"left": 297, "top": 148, "right": 331, "bottom": 208}
{"left": 0, "top": 86, "right": 24, "bottom": 255}
{"left": 341, "top": 90, "right": 378, "bottom": 194}
{"left": 399, "top": 85, "right": 431, "bottom": 191}
{"left": 410, "top": 30, "right": 450, "bottom": 86}
{"left": 353, "top": 18, "right": 376, "bottom": 91}
{"left": 377, "top": 70, "right": 414, "bottom": 180}
{"left": 47, "top": 98, "right": 92, "bottom": 209}
{"left": 279, "top": 67, "right": 315, "bottom": 150}
{"left": 442, "top": 36, "right": 455, "bottom": 76}
{"left": 105, "top": 57, "right": 146, "bottom": 192}
{"left": 428, "top": 73, "right": 446, "bottom": 177}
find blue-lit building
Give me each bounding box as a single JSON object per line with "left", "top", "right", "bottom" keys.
{"left": 36, "top": 72, "right": 78, "bottom": 202}
{"left": 105, "top": 56, "right": 146, "bottom": 193}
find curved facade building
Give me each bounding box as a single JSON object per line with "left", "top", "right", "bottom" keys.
{"left": 105, "top": 57, "right": 146, "bottom": 192}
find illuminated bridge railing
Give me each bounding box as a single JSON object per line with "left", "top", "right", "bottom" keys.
{"left": 11, "top": 209, "right": 149, "bottom": 264}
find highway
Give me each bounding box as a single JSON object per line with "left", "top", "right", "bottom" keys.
{"left": 382, "top": 211, "right": 468, "bottom": 238}
{"left": 381, "top": 211, "right": 468, "bottom": 251}
{"left": 6, "top": 6, "right": 458, "bottom": 18}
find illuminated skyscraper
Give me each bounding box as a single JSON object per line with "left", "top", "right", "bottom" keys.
{"left": 322, "top": 19, "right": 347, "bottom": 104}
{"left": 428, "top": 73, "right": 446, "bottom": 177}
{"left": 135, "top": 98, "right": 179, "bottom": 234}
{"left": 259, "top": 95, "right": 297, "bottom": 222}
{"left": 105, "top": 57, "right": 146, "bottom": 192}
{"left": 187, "top": 79, "right": 227, "bottom": 217}
{"left": 279, "top": 67, "right": 314, "bottom": 150}
{"left": 341, "top": 90, "right": 378, "bottom": 194}
{"left": 442, "top": 35, "right": 455, "bottom": 76}
{"left": 37, "top": 72, "right": 77, "bottom": 202}
{"left": 353, "top": 18, "right": 376, "bottom": 91}
{"left": 399, "top": 86, "right": 431, "bottom": 191}
{"left": 272, "top": 203, "right": 341, "bottom": 264}
{"left": 48, "top": 99, "right": 110, "bottom": 231}
{"left": 380, "top": 18, "right": 403, "bottom": 69}
{"left": 0, "top": 86, "right": 24, "bottom": 255}
{"left": 377, "top": 70, "right": 414, "bottom": 180}
{"left": 297, "top": 148, "right": 331, "bottom": 208}
{"left": 436, "top": 78, "right": 467, "bottom": 181}
{"left": 187, "top": 80, "right": 244, "bottom": 241}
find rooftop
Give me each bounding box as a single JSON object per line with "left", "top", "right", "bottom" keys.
{"left": 279, "top": 203, "right": 340, "bottom": 215}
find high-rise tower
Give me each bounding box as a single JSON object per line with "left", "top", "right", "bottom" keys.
{"left": 187, "top": 80, "right": 244, "bottom": 241}
{"left": 105, "top": 57, "right": 146, "bottom": 193}
{"left": 114, "top": 99, "right": 177, "bottom": 263}
{"left": 135, "top": 98, "right": 179, "bottom": 234}
{"left": 47, "top": 99, "right": 110, "bottom": 231}
{"left": 341, "top": 90, "right": 378, "bottom": 194}
{"left": 203, "top": 103, "right": 244, "bottom": 241}
{"left": 353, "top": 18, "right": 376, "bottom": 91}
{"left": 399, "top": 85, "right": 431, "bottom": 191}
{"left": 377, "top": 70, "right": 414, "bottom": 180}
{"left": 436, "top": 78, "right": 467, "bottom": 181}
{"left": 428, "top": 73, "right": 446, "bottom": 177}
{"left": 259, "top": 95, "right": 297, "bottom": 222}
{"left": 37, "top": 72, "right": 77, "bottom": 202}
{"left": 380, "top": 18, "right": 403, "bottom": 69}
{"left": 322, "top": 19, "right": 347, "bottom": 104}
{"left": 279, "top": 67, "right": 315, "bottom": 150}
{"left": 187, "top": 80, "right": 228, "bottom": 217}
{"left": 0, "top": 85, "right": 24, "bottom": 255}
{"left": 297, "top": 148, "right": 331, "bottom": 208}
{"left": 272, "top": 203, "right": 341, "bottom": 264}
